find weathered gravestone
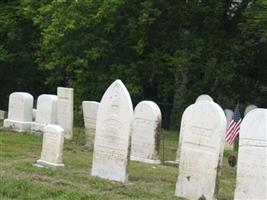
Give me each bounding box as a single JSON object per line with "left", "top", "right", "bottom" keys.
{"left": 244, "top": 104, "right": 258, "bottom": 116}
{"left": 176, "top": 94, "right": 214, "bottom": 162}
{"left": 175, "top": 100, "right": 226, "bottom": 200}
{"left": 91, "top": 80, "right": 133, "bottom": 182}
{"left": 3, "top": 92, "right": 33, "bottom": 132}
{"left": 224, "top": 109, "right": 234, "bottom": 150}
{"left": 82, "top": 101, "right": 99, "bottom": 147}
{"left": 31, "top": 95, "right": 58, "bottom": 133}
{"left": 130, "top": 101, "right": 161, "bottom": 164}
{"left": 57, "top": 87, "right": 74, "bottom": 139}
{"left": 36, "top": 125, "right": 65, "bottom": 168}
{"left": 195, "top": 94, "right": 214, "bottom": 103}
{"left": 234, "top": 109, "right": 267, "bottom": 200}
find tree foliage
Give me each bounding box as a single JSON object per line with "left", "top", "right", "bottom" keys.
{"left": 0, "top": 0, "right": 266, "bottom": 128}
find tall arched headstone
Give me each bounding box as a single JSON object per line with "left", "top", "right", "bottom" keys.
{"left": 130, "top": 101, "right": 161, "bottom": 164}
{"left": 175, "top": 101, "right": 226, "bottom": 200}
{"left": 31, "top": 94, "right": 58, "bottom": 133}
{"left": 244, "top": 104, "right": 258, "bottom": 116}
{"left": 224, "top": 109, "right": 234, "bottom": 150}
{"left": 57, "top": 87, "right": 74, "bottom": 139}
{"left": 3, "top": 92, "right": 33, "bottom": 132}
{"left": 82, "top": 101, "right": 99, "bottom": 147}
{"left": 234, "top": 109, "right": 267, "bottom": 200}
{"left": 91, "top": 80, "right": 133, "bottom": 182}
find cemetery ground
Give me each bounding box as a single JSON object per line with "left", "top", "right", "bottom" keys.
{"left": 0, "top": 125, "right": 237, "bottom": 200}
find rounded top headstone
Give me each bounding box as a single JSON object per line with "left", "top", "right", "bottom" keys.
{"left": 44, "top": 124, "right": 64, "bottom": 134}
{"left": 195, "top": 94, "right": 214, "bottom": 103}
{"left": 240, "top": 108, "right": 267, "bottom": 140}
{"left": 10, "top": 92, "right": 33, "bottom": 100}
{"left": 244, "top": 104, "right": 258, "bottom": 116}
{"left": 134, "top": 101, "right": 161, "bottom": 121}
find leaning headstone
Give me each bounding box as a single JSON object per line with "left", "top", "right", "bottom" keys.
{"left": 57, "top": 87, "right": 74, "bottom": 139}
{"left": 175, "top": 100, "right": 226, "bottom": 200}
{"left": 224, "top": 109, "right": 234, "bottom": 150}
{"left": 195, "top": 94, "right": 214, "bottom": 103}
{"left": 36, "top": 125, "right": 65, "bottom": 168}
{"left": 91, "top": 80, "right": 133, "bottom": 183}
{"left": 131, "top": 101, "right": 161, "bottom": 164}
{"left": 82, "top": 101, "right": 99, "bottom": 147}
{"left": 244, "top": 104, "right": 258, "bottom": 116}
{"left": 3, "top": 92, "right": 33, "bottom": 132}
{"left": 234, "top": 109, "right": 267, "bottom": 200}
{"left": 0, "top": 110, "right": 7, "bottom": 120}
{"left": 31, "top": 95, "right": 58, "bottom": 133}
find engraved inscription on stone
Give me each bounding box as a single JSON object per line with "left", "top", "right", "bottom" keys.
{"left": 175, "top": 101, "right": 226, "bottom": 200}
{"left": 234, "top": 109, "right": 267, "bottom": 200}
{"left": 91, "top": 80, "right": 133, "bottom": 183}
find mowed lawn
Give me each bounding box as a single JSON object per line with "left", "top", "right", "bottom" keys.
{"left": 0, "top": 127, "right": 237, "bottom": 200}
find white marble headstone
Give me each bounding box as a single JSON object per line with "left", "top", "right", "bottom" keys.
{"left": 131, "top": 101, "right": 161, "bottom": 164}
{"left": 244, "top": 104, "right": 258, "bottom": 116}
{"left": 36, "top": 124, "right": 65, "bottom": 168}
{"left": 91, "top": 80, "right": 133, "bottom": 183}
{"left": 82, "top": 101, "right": 99, "bottom": 147}
{"left": 31, "top": 94, "right": 57, "bottom": 133}
{"left": 224, "top": 109, "right": 234, "bottom": 150}
{"left": 234, "top": 109, "right": 267, "bottom": 200}
{"left": 195, "top": 94, "right": 214, "bottom": 103}
{"left": 3, "top": 92, "right": 33, "bottom": 132}
{"left": 57, "top": 87, "right": 74, "bottom": 139}
{"left": 175, "top": 101, "right": 226, "bottom": 200}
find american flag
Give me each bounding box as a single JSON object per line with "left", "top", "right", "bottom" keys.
{"left": 225, "top": 106, "right": 242, "bottom": 145}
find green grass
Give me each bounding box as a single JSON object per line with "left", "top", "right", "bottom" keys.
{"left": 0, "top": 128, "right": 237, "bottom": 200}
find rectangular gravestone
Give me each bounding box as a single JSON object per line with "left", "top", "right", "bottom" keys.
{"left": 91, "top": 80, "right": 133, "bottom": 183}
{"left": 3, "top": 92, "right": 33, "bottom": 132}
{"left": 57, "top": 87, "right": 74, "bottom": 139}
{"left": 36, "top": 125, "right": 65, "bottom": 168}
{"left": 234, "top": 109, "right": 267, "bottom": 200}
{"left": 82, "top": 101, "right": 99, "bottom": 147}
{"left": 31, "top": 94, "right": 57, "bottom": 133}
{"left": 175, "top": 101, "right": 226, "bottom": 200}
{"left": 0, "top": 110, "right": 7, "bottom": 120}
{"left": 131, "top": 101, "right": 161, "bottom": 164}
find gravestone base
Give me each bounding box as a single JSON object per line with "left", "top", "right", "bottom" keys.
{"left": 36, "top": 159, "right": 64, "bottom": 168}
{"left": 3, "top": 119, "right": 31, "bottom": 132}
{"left": 31, "top": 122, "right": 46, "bottom": 133}
{"left": 130, "top": 156, "right": 161, "bottom": 164}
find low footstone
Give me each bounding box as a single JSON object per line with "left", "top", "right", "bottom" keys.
{"left": 234, "top": 109, "right": 267, "bottom": 200}
{"left": 91, "top": 80, "right": 133, "bottom": 183}
{"left": 130, "top": 101, "right": 161, "bottom": 164}
{"left": 31, "top": 95, "right": 57, "bottom": 133}
{"left": 175, "top": 100, "right": 226, "bottom": 200}
{"left": 82, "top": 101, "right": 99, "bottom": 147}
{"left": 36, "top": 125, "right": 65, "bottom": 168}
{"left": 3, "top": 92, "right": 33, "bottom": 132}
{"left": 57, "top": 87, "right": 74, "bottom": 139}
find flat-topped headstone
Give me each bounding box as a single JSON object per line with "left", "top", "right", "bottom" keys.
{"left": 175, "top": 100, "right": 226, "bottom": 200}
{"left": 234, "top": 109, "right": 267, "bottom": 200}
{"left": 224, "top": 109, "right": 234, "bottom": 150}
{"left": 195, "top": 94, "right": 214, "bottom": 103}
{"left": 57, "top": 87, "right": 74, "bottom": 139}
{"left": 31, "top": 95, "right": 57, "bottom": 133}
{"left": 131, "top": 101, "right": 161, "bottom": 164}
{"left": 3, "top": 92, "right": 33, "bottom": 132}
{"left": 36, "top": 125, "right": 65, "bottom": 168}
{"left": 91, "top": 80, "right": 133, "bottom": 183}
{"left": 244, "top": 104, "right": 258, "bottom": 116}
{"left": 82, "top": 101, "right": 99, "bottom": 147}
